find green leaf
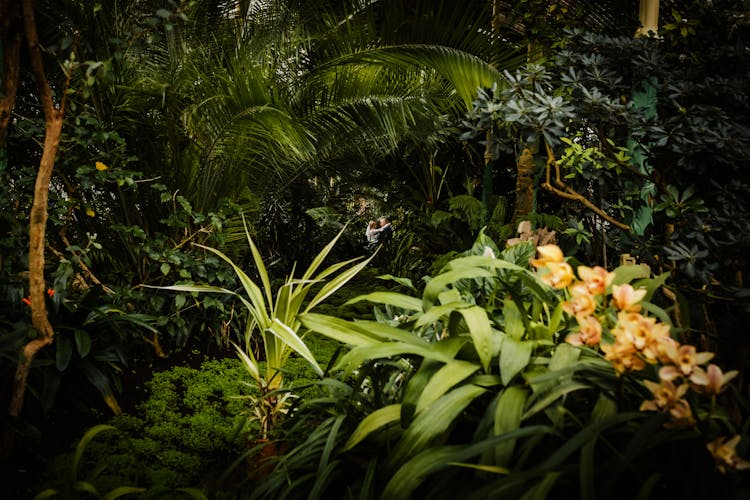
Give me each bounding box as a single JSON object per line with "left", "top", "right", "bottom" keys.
{"left": 493, "top": 386, "right": 528, "bottom": 466}
{"left": 523, "top": 381, "right": 590, "bottom": 420}
{"left": 611, "top": 264, "right": 651, "bottom": 286}
{"left": 383, "top": 426, "right": 553, "bottom": 500}
{"left": 267, "top": 319, "right": 323, "bottom": 377}
{"left": 345, "top": 291, "right": 423, "bottom": 311}
{"left": 56, "top": 336, "right": 73, "bottom": 371}
{"left": 335, "top": 343, "right": 452, "bottom": 375}
{"left": 234, "top": 343, "right": 261, "bottom": 386}
{"left": 172, "top": 488, "right": 209, "bottom": 500}
{"left": 423, "top": 267, "right": 495, "bottom": 309}
{"left": 520, "top": 471, "right": 560, "bottom": 500}
{"left": 388, "top": 384, "right": 486, "bottom": 468}
{"left": 401, "top": 360, "right": 443, "bottom": 425}
{"left": 345, "top": 404, "right": 402, "bottom": 450}
{"left": 459, "top": 306, "right": 496, "bottom": 373}
{"left": 503, "top": 298, "right": 525, "bottom": 340}
{"left": 160, "top": 262, "right": 171, "bottom": 275}
{"left": 79, "top": 362, "right": 121, "bottom": 414}
{"left": 416, "top": 360, "right": 480, "bottom": 414}
{"left": 102, "top": 486, "right": 148, "bottom": 500}
{"left": 74, "top": 329, "right": 92, "bottom": 358}
{"left": 499, "top": 336, "right": 532, "bottom": 385}
{"left": 415, "top": 301, "right": 468, "bottom": 328}
{"left": 378, "top": 274, "right": 417, "bottom": 292}
{"left": 71, "top": 425, "right": 116, "bottom": 485}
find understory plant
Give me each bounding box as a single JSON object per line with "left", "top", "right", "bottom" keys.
{"left": 161, "top": 220, "right": 373, "bottom": 439}
{"left": 251, "top": 230, "right": 749, "bottom": 499}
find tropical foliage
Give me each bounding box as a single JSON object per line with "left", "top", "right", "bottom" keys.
{"left": 1, "top": 0, "right": 749, "bottom": 498}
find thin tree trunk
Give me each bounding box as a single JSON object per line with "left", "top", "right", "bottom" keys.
{"left": 635, "top": 0, "right": 660, "bottom": 37}
{"left": 3, "top": 0, "right": 66, "bottom": 462}
{"left": 0, "top": 0, "right": 21, "bottom": 144}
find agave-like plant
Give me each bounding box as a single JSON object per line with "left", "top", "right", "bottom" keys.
{"left": 161, "top": 218, "right": 373, "bottom": 438}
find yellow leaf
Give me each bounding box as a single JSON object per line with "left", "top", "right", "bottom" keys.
{"left": 86, "top": 207, "right": 95, "bottom": 217}
{"left": 95, "top": 161, "right": 108, "bottom": 171}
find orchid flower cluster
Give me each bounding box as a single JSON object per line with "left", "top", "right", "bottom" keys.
{"left": 530, "top": 244, "right": 749, "bottom": 474}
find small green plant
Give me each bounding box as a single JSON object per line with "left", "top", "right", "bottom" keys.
{"left": 33, "top": 425, "right": 146, "bottom": 500}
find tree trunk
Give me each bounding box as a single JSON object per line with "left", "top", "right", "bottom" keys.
{"left": 635, "top": 0, "right": 660, "bottom": 37}
{"left": 0, "top": 0, "right": 21, "bottom": 144}
{"left": 2, "top": 0, "right": 66, "bottom": 462}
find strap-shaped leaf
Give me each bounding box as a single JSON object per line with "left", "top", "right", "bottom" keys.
{"left": 499, "top": 336, "right": 533, "bottom": 385}
{"left": 415, "top": 301, "right": 469, "bottom": 328}
{"left": 268, "top": 319, "right": 323, "bottom": 377}
{"left": 423, "top": 268, "right": 494, "bottom": 309}
{"left": 345, "top": 291, "right": 423, "bottom": 312}
{"left": 493, "top": 386, "right": 529, "bottom": 466}
{"left": 383, "top": 426, "right": 553, "bottom": 500}
{"left": 416, "top": 360, "right": 480, "bottom": 414}
{"left": 459, "top": 305, "right": 497, "bottom": 373}
{"left": 388, "top": 384, "right": 486, "bottom": 468}
{"left": 345, "top": 404, "right": 402, "bottom": 450}
{"left": 233, "top": 342, "right": 261, "bottom": 385}
{"left": 335, "top": 343, "right": 452, "bottom": 375}
{"left": 300, "top": 313, "right": 382, "bottom": 346}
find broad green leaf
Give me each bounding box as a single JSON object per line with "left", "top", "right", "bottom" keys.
{"left": 172, "top": 487, "right": 210, "bottom": 500}
{"left": 345, "top": 404, "right": 402, "bottom": 450}
{"left": 532, "top": 343, "right": 580, "bottom": 394}
{"left": 539, "top": 412, "right": 644, "bottom": 470}
{"left": 446, "top": 462, "right": 510, "bottom": 474}
{"left": 499, "top": 336, "right": 533, "bottom": 385}
{"left": 437, "top": 288, "right": 462, "bottom": 305}
{"left": 345, "top": 291, "right": 423, "bottom": 311}
{"left": 389, "top": 384, "right": 486, "bottom": 468}
{"left": 401, "top": 360, "right": 443, "bottom": 425}
{"left": 79, "top": 362, "right": 121, "bottom": 414}
{"left": 383, "top": 426, "right": 553, "bottom": 500}
{"left": 74, "top": 481, "right": 100, "bottom": 496}
{"left": 493, "top": 386, "right": 528, "bottom": 466}
{"left": 56, "top": 336, "right": 73, "bottom": 371}
{"left": 590, "top": 393, "right": 618, "bottom": 422}
{"left": 444, "top": 255, "right": 525, "bottom": 273}
{"left": 415, "top": 301, "right": 469, "bottom": 328}
{"left": 33, "top": 490, "right": 58, "bottom": 500}
{"left": 634, "top": 272, "right": 670, "bottom": 301}
{"left": 72, "top": 425, "right": 116, "bottom": 484}
{"left": 300, "top": 313, "right": 382, "bottom": 347}
{"left": 74, "top": 329, "right": 92, "bottom": 358}
{"left": 102, "top": 487, "right": 148, "bottom": 500}
{"left": 268, "top": 319, "right": 323, "bottom": 377}
{"left": 459, "top": 306, "right": 495, "bottom": 373}
{"left": 377, "top": 274, "right": 417, "bottom": 292}
{"left": 519, "top": 471, "right": 560, "bottom": 500}
{"left": 416, "top": 360, "right": 480, "bottom": 414}
{"left": 523, "top": 381, "right": 590, "bottom": 420}
{"left": 349, "top": 320, "right": 429, "bottom": 345}
{"left": 335, "top": 343, "right": 452, "bottom": 374}
{"left": 423, "top": 268, "right": 494, "bottom": 308}
{"left": 503, "top": 298, "right": 525, "bottom": 340}
{"left": 580, "top": 440, "right": 596, "bottom": 500}
{"left": 611, "top": 264, "right": 651, "bottom": 286}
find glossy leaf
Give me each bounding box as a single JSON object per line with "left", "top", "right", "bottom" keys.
{"left": 499, "top": 336, "right": 533, "bottom": 385}
{"left": 345, "top": 404, "right": 402, "bottom": 450}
